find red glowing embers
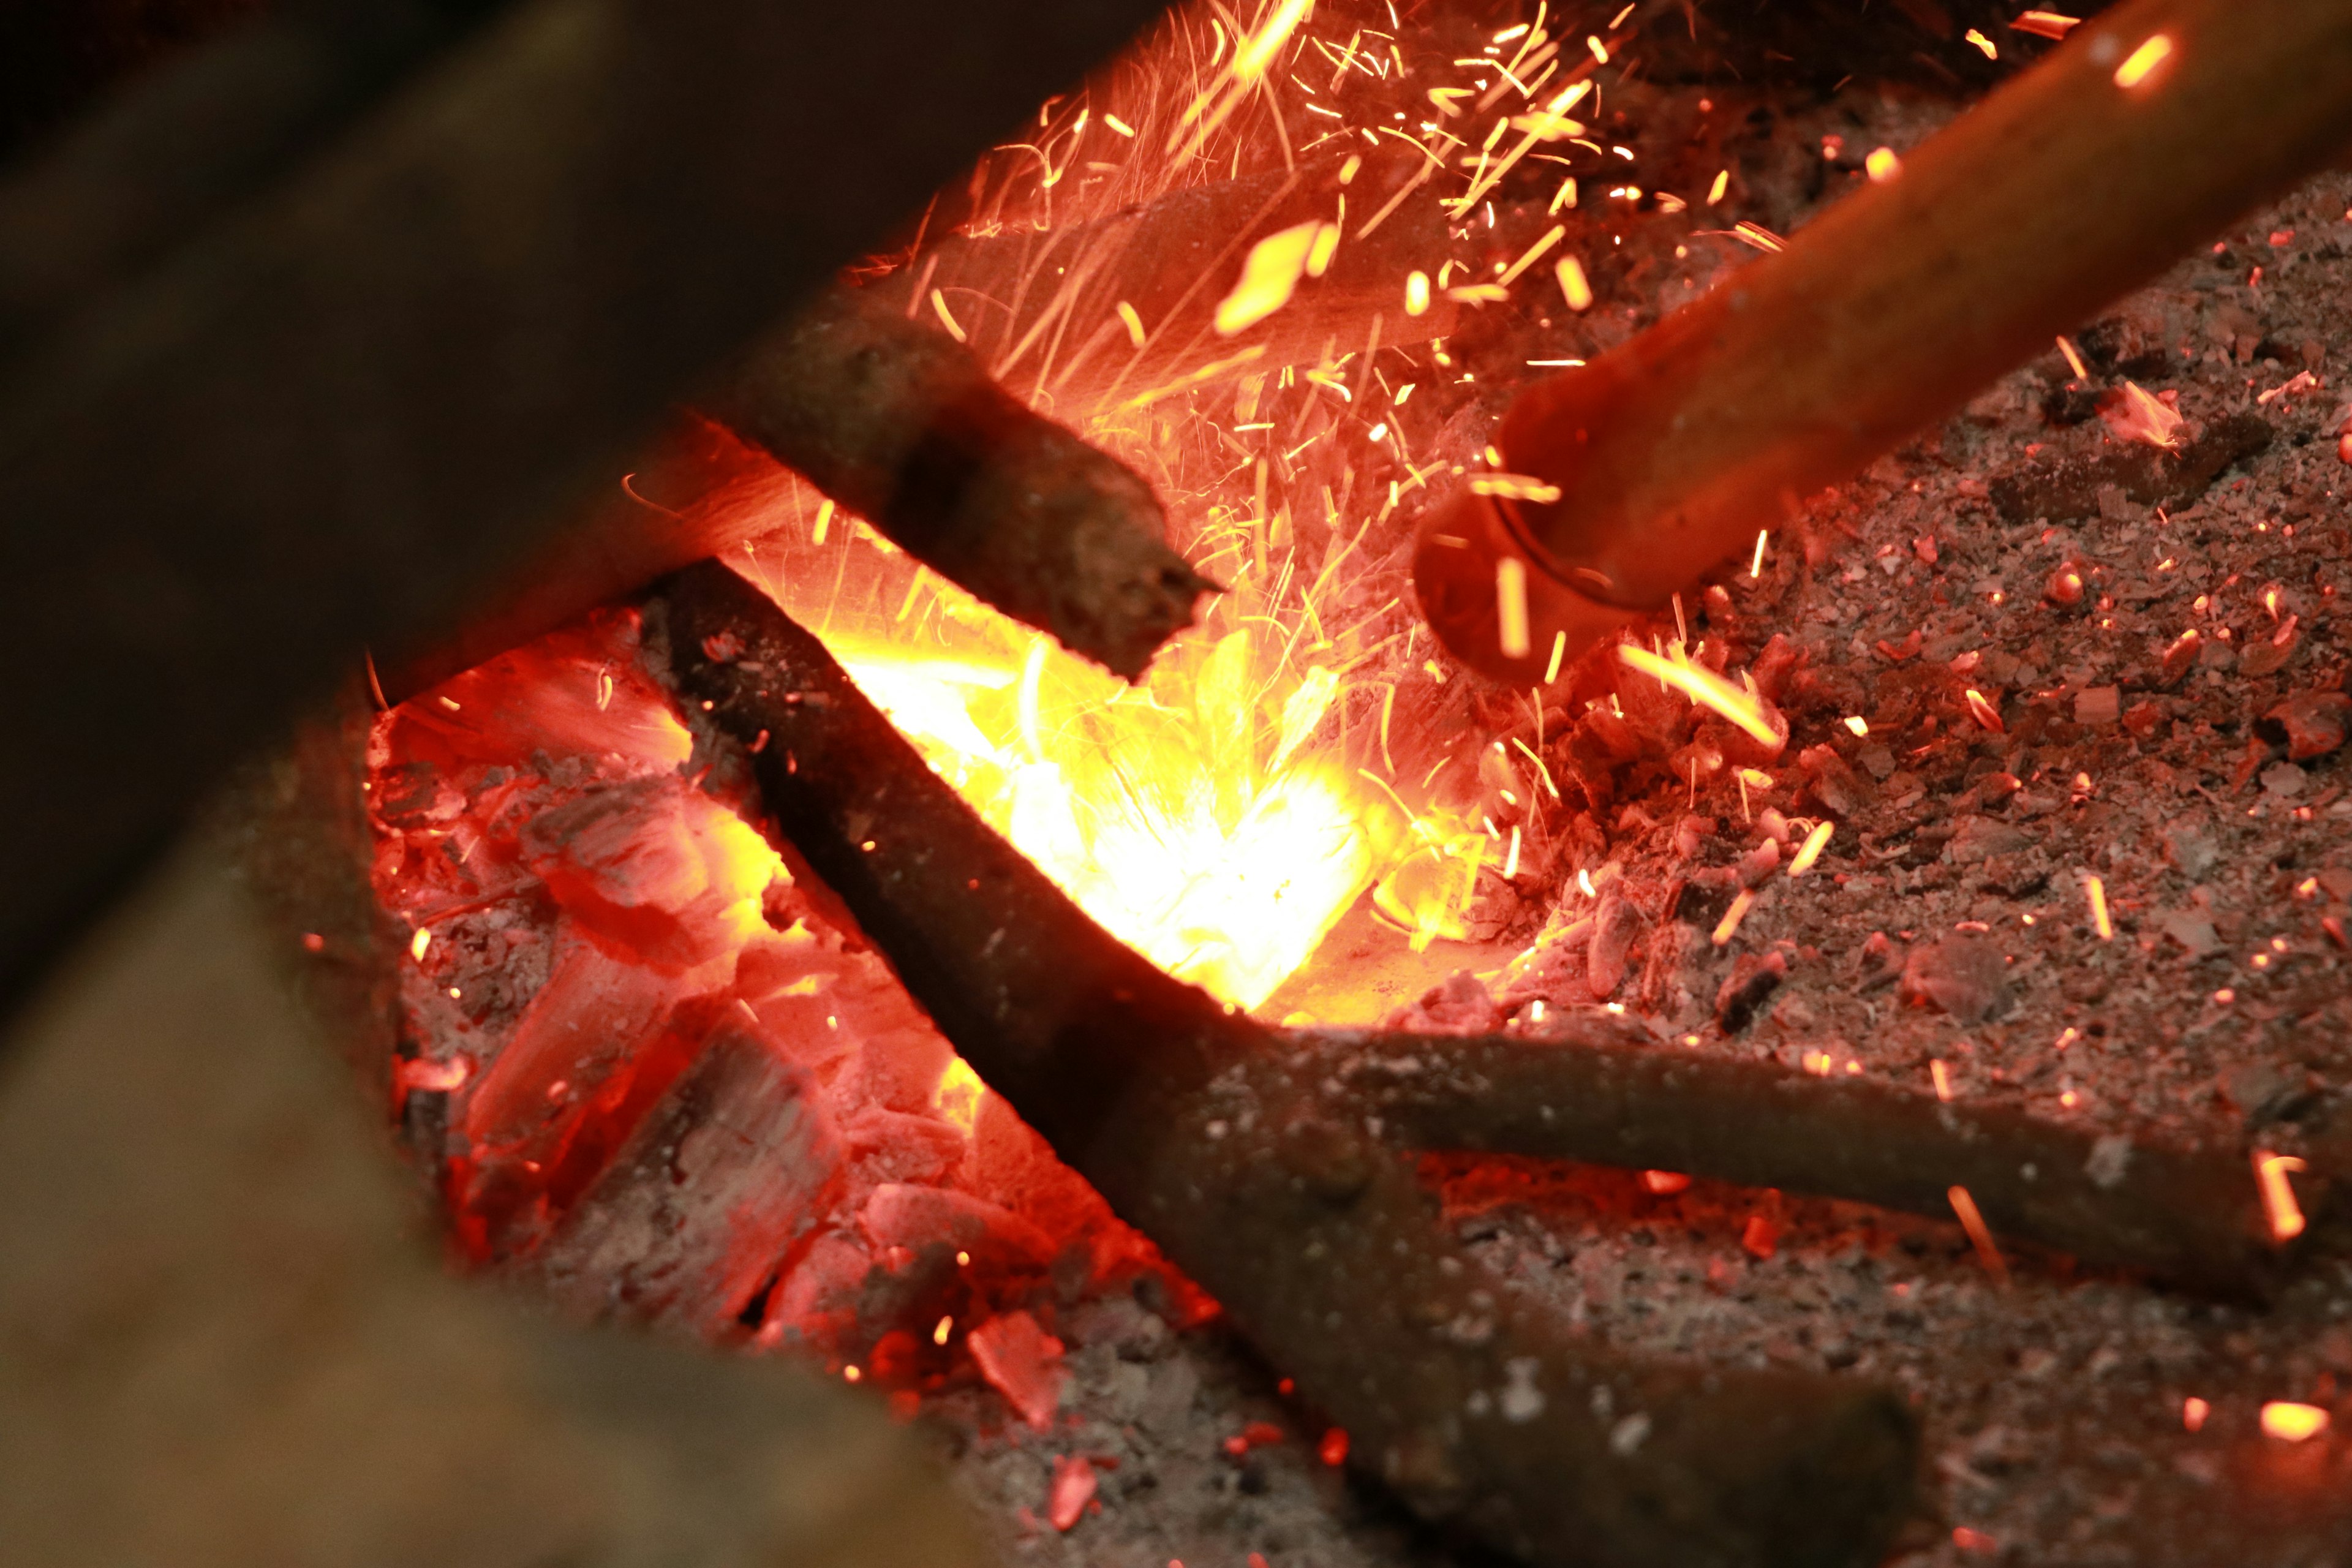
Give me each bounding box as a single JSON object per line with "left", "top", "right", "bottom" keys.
{"left": 369, "top": 608, "right": 1194, "bottom": 1401}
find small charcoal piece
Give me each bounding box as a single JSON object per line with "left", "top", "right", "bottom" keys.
{"left": 654, "top": 559, "right": 1921, "bottom": 1568}
{"left": 1301, "top": 1014, "right": 2307, "bottom": 1300}
{"left": 508, "top": 1012, "right": 842, "bottom": 1340}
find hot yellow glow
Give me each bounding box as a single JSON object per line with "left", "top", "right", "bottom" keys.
{"left": 934, "top": 1055, "right": 986, "bottom": 1136}
{"left": 2261, "top": 1401, "right": 2329, "bottom": 1442}
{"left": 827, "top": 616, "right": 1390, "bottom": 1010}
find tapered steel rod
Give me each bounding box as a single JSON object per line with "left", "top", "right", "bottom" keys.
{"left": 1415, "top": 0, "right": 2352, "bottom": 682}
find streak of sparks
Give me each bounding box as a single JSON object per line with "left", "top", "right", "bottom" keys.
{"left": 2255, "top": 1152, "right": 2309, "bottom": 1242}
{"left": 1931, "top": 1060, "right": 1953, "bottom": 1101}
{"left": 1499, "top": 224, "right": 1567, "bottom": 285}
{"left": 1471, "top": 473, "right": 1562, "bottom": 502}
{"left": 1495, "top": 557, "right": 1531, "bottom": 659}
{"left": 1555, "top": 255, "right": 1593, "bottom": 311}
{"left": 1616, "top": 645, "right": 1780, "bottom": 745}
{"left": 1787, "top": 820, "right": 1834, "bottom": 877}
{"left": 1711, "top": 889, "right": 1755, "bottom": 947}
{"left": 2055, "top": 335, "right": 2089, "bottom": 380}
{"left": 2085, "top": 874, "right": 2113, "bottom": 940}
{"left": 2113, "top": 33, "right": 2173, "bottom": 89}
{"left": 1947, "top": 1186, "right": 2010, "bottom": 1286}
{"left": 1750, "top": 528, "right": 1769, "bottom": 578}
{"left": 1234, "top": 0, "right": 1314, "bottom": 81}
{"left": 1706, "top": 168, "right": 1728, "bottom": 205}
{"left": 930, "top": 288, "right": 968, "bottom": 342}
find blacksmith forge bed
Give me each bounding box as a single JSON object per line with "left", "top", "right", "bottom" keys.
{"left": 15, "top": 3, "right": 2352, "bottom": 1567}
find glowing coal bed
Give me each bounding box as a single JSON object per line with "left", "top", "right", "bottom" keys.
{"left": 356, "top": 5, "right": 2352, "bottom": 1565}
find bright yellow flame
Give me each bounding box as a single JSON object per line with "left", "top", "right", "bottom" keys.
{"left": 2256, "top": 1151, "right": 2308, "bottom": 1242}
{"left": 1864, "top": 146, "right": 1901, "bottom": 183}
{"left": 1404, "top": 270, "right": 1431, "bottom": 316}
{"left": 2114, "top": 33, "right": 2173, "bottom": 89}
{"left": 1215, "top": 221, "right": 1323, "bottom": 335}
{"left": 1616, "top": 644, "right": 1779, "bottom": 744}
{"left": 830, "top": 617, "right": 1383, "bottom": 1011}
{"left": 2261, "top": 1401, "right": 2329, "bottom": 1442}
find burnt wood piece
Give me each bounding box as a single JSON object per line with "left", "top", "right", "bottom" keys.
{"left": 0, "top": 0, "right": 1175, "bottom": 1020}
{"left": 655, "top": 559, "right": 1921, "bottom": 1568}
{"left": 1988, "top": 410, "right": 2274, "bottom": 524}
{"left": 700, "top": 289, "right": 1216, "bottom": 681}
{"left": 1295, "top": 1019, "right": 2302, "bottom": 1300}
{"left": 515, "top": 1016, "right": 843, "bottom": 1339}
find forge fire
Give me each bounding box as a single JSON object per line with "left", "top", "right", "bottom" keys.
{"left": 359, "top": 3, "right": 2352, "bottom": 1566}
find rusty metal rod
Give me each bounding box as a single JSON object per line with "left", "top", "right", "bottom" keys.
{"left": 1414, "top": 0, "right": 2352, "bottom": 684}
{"left": 1294, "top": 1019, "right": 2304, "bottom": 1300}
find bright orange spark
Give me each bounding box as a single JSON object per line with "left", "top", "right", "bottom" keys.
{"left": 1947, "top": 1185, "right": 2010, "bottom": 1286}
{"left": 1616, "top": 645, "right": 1779, "bottom": 745}
{"left": 1215, "top": 221, "right": 1323, "bottom": 334}
{"left": 1555, "top": 255, "right": 1593, "bottom": 311}
{"left": 2086, "top": 875, "right": 2113, "bottom": 940}
{"left": 1234, "top": 0, "right": 1313, "bottom": 80}
{"left": 1787, "top": 820, "right": 1834, "bottom": 877}
{"left": 2255, "top": 1151, "right": 2309, "bottom": 1242}
{"left": 1711, "top": 888, "right": 1756, "bottom": 947}
{"left": 1471, "top": 473, "right": 1562, "bottom": 503}
{"left": 1495, "top": 558, "right": 1531, "bottom": 659}
{"left": 1865, "top": 146, "right": 1901, "bottom": 182}
{"left": 1964, "top": 27, "right": 1997, "bottom": 57}
{"left": 2182, "top": 1396, "right": 2209, "bottom": 1431}
{"left": 1404, "top": 269, "right": 1431, "bottom": 315}
{"left": 2261, "top": 1402, "right": 2329, "bottom": 1442}
{"left": 2113, "top": 33, "right": 2173, "bottom": 89}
